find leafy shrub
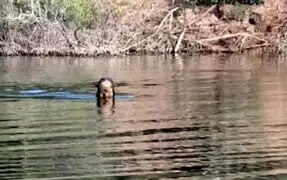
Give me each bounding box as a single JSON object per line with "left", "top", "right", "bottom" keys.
{"left": 6, "top": 0, "right": 102, "bottom": 27}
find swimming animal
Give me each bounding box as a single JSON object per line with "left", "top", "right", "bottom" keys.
{"left": 95, "top": 77, "right": 115, "bottom": 99}
{"left": 95, "top": 77, "right": 115, "bottom": 108}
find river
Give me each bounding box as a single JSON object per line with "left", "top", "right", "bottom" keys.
{"left": 0, "top": 54, "right": 287, "bottom": 180}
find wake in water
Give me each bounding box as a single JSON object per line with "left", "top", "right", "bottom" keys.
{"left": 0, "top": 86, "right": 133, "bottom": 100}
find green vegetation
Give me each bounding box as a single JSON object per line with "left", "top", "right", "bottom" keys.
{"left": 1, "top": 0, "right": 99, "bottom": 27}
{"left": 0, "top": 0, "right": 263, "bottom": 29}
{"left": 0, "top": 0, "right": 284, "bottom": 56}
{"left": 0, "top": 0, "right": 263, "bottom": 26}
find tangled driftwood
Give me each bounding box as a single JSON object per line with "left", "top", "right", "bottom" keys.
{"left": 121, "top": 4, "right": 271, "bottom": 54}
{"left": 0, "top": 1, "right": 284, "bottom": 56}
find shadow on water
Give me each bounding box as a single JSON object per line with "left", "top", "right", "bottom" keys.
{"left": 1, "top": 55, "right": 287, "bottom": 179}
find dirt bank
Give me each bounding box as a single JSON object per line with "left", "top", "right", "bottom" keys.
{"left": 0, "top": 1, "right": 284, "bottom": 56}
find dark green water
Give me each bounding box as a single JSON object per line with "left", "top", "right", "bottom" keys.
{"left": 0, "top": 54, "right": 287, "bottom": 180}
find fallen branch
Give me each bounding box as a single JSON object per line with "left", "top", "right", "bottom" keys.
{"left": 174, "top": 28, "right": 186, "bottom": 53}
{"left": 244, "top": 33, "right": 267, "bottom": 43}
{"left": 192, "top": 31, "right": 270, "bottom": 52}
{"left": 188, "top": 37, "right": 234, "bottom": 53}
{"left": 243, "top": 43, "right": 270, "bottom": 50}
{"left": 121, "top": 7, "right": 179, "bottom": 52}
{"left": 0, "top": 0, "right": 278, "bottom": 56}
{"left": 155, "top": 7, "right": 179, "bottom": 34}
{"left": 198, "top": 33, "right": 242, "bottom": 43}
{"left": 198, "top": 33, "right": 267, "bottom": 44}
{"left": 240, "top": 36, "right": 247, "bottom": 51}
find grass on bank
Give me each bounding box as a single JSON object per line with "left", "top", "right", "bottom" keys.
{"left": 0, "top": 0, "right": 284, "bottom": 56}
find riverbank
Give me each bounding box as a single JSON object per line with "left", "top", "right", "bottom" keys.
{"left": 0, "top": 1, "right": 284, "bottom": 56}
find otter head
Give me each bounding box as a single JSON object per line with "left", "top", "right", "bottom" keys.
{"left": 95, "top": 77, "right": 115, "bottom": 100}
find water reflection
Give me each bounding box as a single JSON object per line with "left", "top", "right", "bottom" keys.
{"left": 0, "top": 54, "right": 287, "bottom": 179}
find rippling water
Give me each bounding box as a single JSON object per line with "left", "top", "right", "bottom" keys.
{"left": 0, "top": 54, "right": 287, "bottom": 180}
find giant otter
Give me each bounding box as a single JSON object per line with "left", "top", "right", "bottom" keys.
{"left": 95, "top": 77, "right": 115, "bottom": 108}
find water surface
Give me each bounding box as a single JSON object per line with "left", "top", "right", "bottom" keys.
{"left": 0, "top": 54, "right": 287, "bottom": 180}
